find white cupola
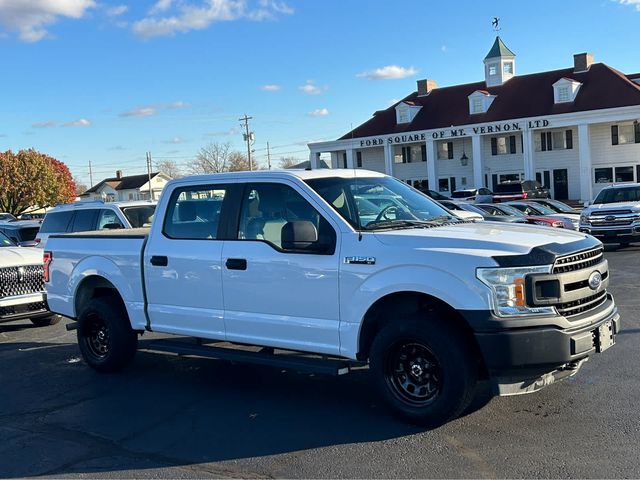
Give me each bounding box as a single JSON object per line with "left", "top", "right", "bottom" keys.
{"left": 483, "top": 36, "right": 516, "bottom": 87}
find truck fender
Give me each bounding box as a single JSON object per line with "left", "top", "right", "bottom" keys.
{"left": 339, "top": 265, "right": 491, "bottom": 358}
{"left": 69, "top": 256, "right": 146, "bottom": 329}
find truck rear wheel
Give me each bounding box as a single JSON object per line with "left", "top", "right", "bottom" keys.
{"left": 369, "top": 319, "right": 477, "bottom": 427}
{"left": 77, "top": 297, "right": 137, "bottom": 373}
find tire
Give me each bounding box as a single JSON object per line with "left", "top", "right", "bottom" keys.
{"left": 30, "top": 315, "right": 61, "bottom": 327}
{"left": 369, "top": 318, "right": 478, "bottom": 427}
{"left": 77, "top": 297, "right": 138, "bottom": 373}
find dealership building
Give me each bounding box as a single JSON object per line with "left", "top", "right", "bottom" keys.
{"left": 308, "top": 36, "right": 640, "bottom": 202}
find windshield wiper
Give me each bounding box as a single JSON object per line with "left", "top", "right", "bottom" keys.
{"left": 363, "top": 217, "right": 456, "bottom": 231}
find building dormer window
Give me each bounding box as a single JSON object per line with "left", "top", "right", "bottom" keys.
{"left": 395, "top": 101, "right": 422, "bottom": 124}
{"left": 468, "top": 90, "right": 496, "bottom": 115}
{"left": 488, "top": 64, "right": 498, "bottom": 76}
{"left": 553, "top": 78, "right": 581, "bottom": 103}
{"left": 503, "top": 62, "right": 513, "bottom": 74}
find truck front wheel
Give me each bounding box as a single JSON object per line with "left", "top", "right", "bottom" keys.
{"left": 369, "top": 319, "right": 477, "bottom": 427}
{"left": 77, "top": 297, "right": 138, "bottom": 373}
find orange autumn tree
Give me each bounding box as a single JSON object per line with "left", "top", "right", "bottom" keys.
{"left": 0, "top": 149, "right": 76, "bottom": 216}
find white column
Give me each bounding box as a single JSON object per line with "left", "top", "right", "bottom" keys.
{"left": 522, "top": 129, "right": 535, "bottom": 180}
{"left": 578, "top": 123, "right": 593, "bottom": 203}
{"left": 471, "top": 135, "right": 483, "bottom": 188}
{"left": 309, "top": 151, "right": 320, "bottom": 169}
{"left": 425, "top": 139, "right": 437, "bottom": 191}
{"left": 384, "top": 143, "right": 394, "bottom": 176}
{"left": 345, "top": 149, "right": 355, "bottom": 169}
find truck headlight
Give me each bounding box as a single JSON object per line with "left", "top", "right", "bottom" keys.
{"left": 580, "top": 214, "right": 590, "bottom": 225}
{"left": 476, "top": 266, "right": 556, "bottom": 317}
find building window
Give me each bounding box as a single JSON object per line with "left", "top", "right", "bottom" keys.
{"left": 594, "top": 168, "right": 613, "bottom": 183}
{"left": 397, "top": 107, "right": 409, "bottom": 124}
{"left": 615, "top": 166, "right": 634, "bottom": 182}
{"left": 437, "top": 141, "right": 454, "bottom": 160}
{"left": 471, "top": 97, "right": 484, "bottom": 114}
{"left": 499, "top": 173, "right": 524, "bottom": 183}
{"left": 421, "top": 144, "right": 427, "bottom": 162}
{"left": 491, "top": 135, "right": 516, "bottom": 155}
{"left": 342, "top": 152, "right": 347, "bottom": 168}
{"left": 557, "top": 86, "right": 570, "bottom": 103}
{"left": 356, "top": 151, "right": 362, "bottom": 168}
{"left": 503, "top": 62, "right": 513, "bottom": 74}
{"left": 535, "top": 130, "right": 573, "bottom": 151}
{"left": 488, "top": 64, "right": 498, "bottom": 76}
{"left": 438, "top": 178, "right": 449, "bottom": 192}
{"left": 612, "top": 123, "right": 640, "bottom": 145}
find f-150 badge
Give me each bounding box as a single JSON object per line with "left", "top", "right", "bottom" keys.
{"left": 344, "top": 256, "right": 376, "bottom": 265}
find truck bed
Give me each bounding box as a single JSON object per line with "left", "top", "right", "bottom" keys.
{"left": 49, "top": 227, "right": 149, "bottom": 239}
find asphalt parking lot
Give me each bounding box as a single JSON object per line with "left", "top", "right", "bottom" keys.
{"left": 1, "top": 245, "right": 639, "bottom": 479}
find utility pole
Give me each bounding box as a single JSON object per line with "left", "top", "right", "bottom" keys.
{"left": 267, "top": 141, "right": 272, "bottom": 170}
{"left": 239, "top": 114, "right": 254, "bottom": 171}
{"left": 88, "top": 160, "right": 94, "bottom": 187}
{"left": 146, "top": 152, "right": 153, "bottom": 200}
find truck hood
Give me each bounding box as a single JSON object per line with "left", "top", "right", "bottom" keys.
{"left": 586, "top": 202, "right": 640, "bottom": 212}
{"left": 0, "top": 246, "right": 44, "bottom": 267}
{"left": 373, "top": 221, "right": 591, "bottom": 259}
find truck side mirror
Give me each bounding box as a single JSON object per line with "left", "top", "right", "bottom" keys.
{"left": 583, "top": 201, "right": 591, "bottom": 208}
{"left": 282, "top": 221, "right": 319, "bottom": 252}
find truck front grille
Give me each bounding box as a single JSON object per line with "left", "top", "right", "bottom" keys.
{"left": 590, "top": 210, "right": 632, "bottom": 216}
{"left": 555, "top": 291, "right": 608, "bottom": 317}
{"left": 0, "top": 301, "right": 47, "bottom": 318}
{"left": 552, "top": 247, "right": 604, "bottom": 274}
{"left": 0, "top": 265, "right": 45, "bottom": 297}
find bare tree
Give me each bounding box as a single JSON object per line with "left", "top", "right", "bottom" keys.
{"left": 279, "top": 156, "right": 299, "bottom": 169}
{"left": 74, "top": 177, "right": 88, "bottom": 195}
{"left": 155, "top": 159, "right": 182, "bottom": 179}
{"left": 188, "top": 142, "right": 231, "bottom": 174}
{"left": 227, "top": 151, "right": 252, "bottom": 172}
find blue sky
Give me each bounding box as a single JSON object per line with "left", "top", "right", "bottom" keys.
{"left": 1, "top": 0, "right": 639, "bottom": 186}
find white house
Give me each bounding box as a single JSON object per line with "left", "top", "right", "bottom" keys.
{"left": 308, "top": 36, "right": 640, "bottom": 202}
{"left": 81, "top": 170, "right": 171, "bottom": 202}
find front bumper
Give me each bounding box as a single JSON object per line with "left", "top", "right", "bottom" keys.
{"left": 0, "top": 292, "right": 50, "bottom": 324}
{"left": 469, "top": 295, "right": 620, "bottom": 394}
{"left": 579, "top": 225, "right": 640, "bottom": 243}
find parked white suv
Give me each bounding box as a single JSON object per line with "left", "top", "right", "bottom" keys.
{"left": 0, "top": 231, "right": 59, "bottom": 327}
{"left": 36, "top": 200, "right": 156, "bottom": 247}
{"left": 580, "top": 183, "right": 640, "bottom": 246}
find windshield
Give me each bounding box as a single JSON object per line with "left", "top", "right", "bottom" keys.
{"left": 451, "top": 190, "right": 475, "bottom": 198}
{"left": 593, "top": 186, "right": 640, "bottom": 204}
{"left": 0, "top": 213, "right": 16, "bottom": 221}
{"left": 0, "top": 231, "right": 16, "bottom": 247}
{"left": 538, "top": 200, "right": 575, "bottom": 213}
{"left": 511, "top": 202, "right": 556, "bottom": 215}
{"left": 306, "top": 176, "right": 457, "bottom": 230}
{"left": 121, "top": 205, "right": 156, "bottom": 228}
{"left": 496, "top": 205, "right": 526, "bottom": 216}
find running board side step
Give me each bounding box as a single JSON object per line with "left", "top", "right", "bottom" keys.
{"left": 141, "top": 339, "right": 365, "bottom": 376}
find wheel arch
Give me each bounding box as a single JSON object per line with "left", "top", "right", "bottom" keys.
{"left": 74, "top": 275, "right": 124, "bottom": 319}
{"left": 356, "top": 290, "right": 487, "bottom": 377}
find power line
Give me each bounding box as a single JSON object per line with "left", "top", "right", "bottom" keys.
{"left": 239, "top": 114, "right": 254, "bottom": 171}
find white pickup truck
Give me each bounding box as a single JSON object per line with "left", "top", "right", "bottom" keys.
{"left": 44, "top": 170, "right": 620, "bottom": 426}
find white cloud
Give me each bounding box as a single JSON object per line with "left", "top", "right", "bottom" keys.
{"left": 260, "top": 84, "right": 281, "bottom": 92}
{"left": 163, "top": 136, "right": 185, "bottom": 144}
{"left": 298, "top": 80, "right": 326, "bottom": 95}
{"left": 64, "top": 118, "right": 92, "bottom": 127}
{"left": 166, "top": 100, "right": 191, "bottom": 109}
{"left": 616, "top": 0, "right": 640, "bottom": 11}
{"left": 356, "top": 65, "right": 418, "bottom": 80}
{"left": 307, "top": 108, "right": 329, "bottom": 117}
{"left": 441, "top": 45, "right": 447, "bottom": 53}
{"left": 32, "top": 120, "right": 58, "bottom": 128}
{"left": 120, "top": 106, "right": 157, "bottom": 117}
{"left": 133, "top": 0, "right": 293, "bottom": 39}
{"left": 106, "top": 4, "right": 128, "bottom": 17}
{"left": 0, "top": 0, "right": 96, "bottom": 42}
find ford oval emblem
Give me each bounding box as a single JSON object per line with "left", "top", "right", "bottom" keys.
{"left": 605, "top": 215, "right": 616, "bottom": 222}
{"left": 588, "top": 271, "right": 602, "bottom": 291}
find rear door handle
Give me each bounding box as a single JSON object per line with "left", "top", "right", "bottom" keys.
{"left": 150, "top": 255, "right": 168, "bottom": 267}
{"left": 225, "top": 258, "right": 247, "bottom": 271}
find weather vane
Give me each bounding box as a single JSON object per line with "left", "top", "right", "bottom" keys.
{"left": 492, "top": 17, "right": 500, "bottom": 32}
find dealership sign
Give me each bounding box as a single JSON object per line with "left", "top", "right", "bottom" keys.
{"left": 359, "top": 118, "right": 550, "bottom": 147}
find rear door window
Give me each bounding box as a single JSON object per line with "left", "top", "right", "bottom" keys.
{"left": 40, "top": 211, "right": 73, "bottom": 234}
{"left": 19, "top": 227, "right": 39, "bottom": 242}
{"left": 71, "top": 209, "right": 98, "bottom": 232}
{"left": 163, "top": 185, "right": 228, "bottom": 240}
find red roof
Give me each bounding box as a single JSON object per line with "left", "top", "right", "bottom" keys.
{"left": 340, "top": 63, "right": 640, "bottom": 140}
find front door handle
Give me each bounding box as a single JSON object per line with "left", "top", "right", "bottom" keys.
{"left": 225, "top": 258, "right": 247, "bottom": 271}
{"left": 150, "top": 255, "right": 168, "bottom": 267}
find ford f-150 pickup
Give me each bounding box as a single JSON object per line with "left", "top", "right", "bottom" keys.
{"left": 44, "top": 170, "right": 620, "bottom": 426}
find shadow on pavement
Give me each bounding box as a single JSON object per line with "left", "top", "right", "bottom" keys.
{"left": 1, "top": 337, "right": 492, "bottom": 478}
